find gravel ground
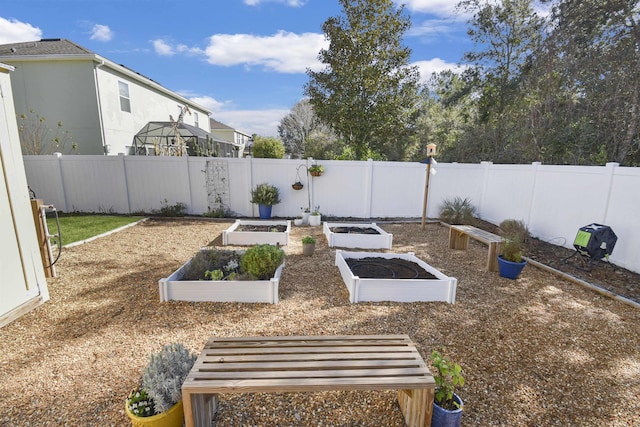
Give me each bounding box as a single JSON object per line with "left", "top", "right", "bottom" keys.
{"left": 0, "top": 218, "right": 638, "bottom": 426}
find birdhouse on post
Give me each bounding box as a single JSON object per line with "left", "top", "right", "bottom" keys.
{"left": 421, "top": 143, "right": 437, "bottom": 230}
{"left": 427, "top": 143, "right": 437, "bottom": 157}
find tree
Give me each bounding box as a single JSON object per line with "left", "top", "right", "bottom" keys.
{"left": 17, "top": 109, "right": 77, "bottom": 155}
{"left": 304, "top": 0, "right": 421, "bottom": 160}
{"left": 539, "top": 0, "right": 640, "bottom": 165}
{"left": 459, "top": 0, "right": 544, "bottom": 162}
{"left": 251, "top": 136, "right": 285, "bottom": 158}
{"left": 278, "top": 99, "right": 321, "bottom": 158}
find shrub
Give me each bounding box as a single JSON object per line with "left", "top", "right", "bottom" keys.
{"left": 152, "top": 199, "right": 187, "bottom": 217}
{"left": 141, "top": 343, "right": 197, "bottom": 413}
{"left": 302, "top": 235, "right": 316, "bottom": 244}
{"left": 250, "top": 183, "right": 281, "bottom": 206}
{"left": 439, "top": 197, "right": 477, "bottom": 224}
{"left": 502, "top": 235, "right": 524, "bottom": 263}
{"left": 240, "top": 244, "right": 285, "bottom": 280}
{"left": 251, "top": 136, "right": 285, "bottom": 158}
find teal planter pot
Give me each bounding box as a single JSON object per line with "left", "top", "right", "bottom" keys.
{"left": 497, "top": 255, "right": 527, "bottom": 279}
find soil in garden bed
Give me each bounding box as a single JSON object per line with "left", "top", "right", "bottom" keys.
{"left": 331, "top": 226, "right": 381, "bottom": 235}
{"left": 346, "top": 257, "right": 437, "bottom": 279}
{"left": 236, "top": 225, "right": 288, "bottom": 232}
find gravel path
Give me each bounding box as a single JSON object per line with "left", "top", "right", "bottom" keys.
{"left": 0, "top": 219, "right": 638, "bottom": 426}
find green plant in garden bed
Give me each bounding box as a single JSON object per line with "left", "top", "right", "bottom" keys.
{"left": 430, "top": 349, "right": 465, "bottom": 411}
{"left": 180, "top": 245, "right": 285, "bottom": 281}
{"left": 46, "top": 214, "right": 140, "bottom": 246}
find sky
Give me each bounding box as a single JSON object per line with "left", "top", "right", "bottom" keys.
{"left": 1, "top": 0, "right": 472, "bottom": 137}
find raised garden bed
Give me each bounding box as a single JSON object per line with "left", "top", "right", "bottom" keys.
{"left": 323, "top": 222, "right": 393, "bottom": 249}
{"left": 158, "top": 248, "right": 284, "bottom": 303}
{"left": 335, "top": 250, "right": 457, "bottom": 303}
{"left": 222, "top": 220, "right": 290, "bottom": 246}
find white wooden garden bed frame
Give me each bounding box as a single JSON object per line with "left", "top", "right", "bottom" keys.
{"left": 158, "top": 249, "right": 284, "bottom": 303}
{"left": 222, "top": 220, "right": 290, "bottom": 246}
{"left": 323, "top": 222, "right": 393, "bottom": 249}
{"left": 335, "top": 250, "right": 457, "bottom": 304}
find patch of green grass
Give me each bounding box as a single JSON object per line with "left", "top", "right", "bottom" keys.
{"left": 46, "top": 215, "right": 141, "bottom": 246}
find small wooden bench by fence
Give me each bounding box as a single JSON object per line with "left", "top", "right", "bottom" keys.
{"left": 449, "top": 225, "right": 504, "bottom": 272}
{"left": 182, "top": 335, "right": 435, "bottom": 427}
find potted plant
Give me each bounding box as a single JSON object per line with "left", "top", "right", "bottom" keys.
{"left": 125, "top": 343, "right": 197, "bottom": 427}
{"left": 294, "top": 216, "right": 304, "bottom": 226}
{"left": 308, "top": 205, "right": 321, "bottom": 226}
{"left": 301, "top": 207, "right": 310, "bottom": 224}
{"left": 497, "top": 219, "right": 529, "bottom": 279}
{"left": 302, "top": 235, "right": 316, "bottom": 256}
{"left": 430, "top": 350, "right": 465, "bottom": 427}
{"left": 250, "top": 183, "right": 281, "bottom": 219}
{"left": 308, "top": 164, "right": 324, "bottom": 177}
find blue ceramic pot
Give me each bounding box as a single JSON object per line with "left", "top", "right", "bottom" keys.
{"left": 497, "top": 255, "right": 527, "bottom": 279}
{"left": 431, "top": 393, "right": 463, "bottom": 427}
{"left": 258, "top": 204, "right": 272, "bottom": 219}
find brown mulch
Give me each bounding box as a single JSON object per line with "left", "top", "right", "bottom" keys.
{"left": 0, "top": 218, "right": 638, "bottom": 426}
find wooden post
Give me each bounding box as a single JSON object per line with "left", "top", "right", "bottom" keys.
{"left": 421, "top": 160, "right": 432, "bottom": 230}
{"left": 30, "top": 199, "right": 54, "bottom": 278}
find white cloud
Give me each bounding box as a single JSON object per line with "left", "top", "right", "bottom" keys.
{"left": 185, "top": 93, "right": 285, "bottom": 137}
{"left": 213, "top": 108, "right": 289, "bottom": 137}
{"left": 396, "top": 0, "right": 459, "bottom": 16}
{"left": 90, "top": 24, "right": 113, "bottom": 42}
{"left": 244, "top": 0, "right": 306, "bottom": 6}
{"left": 152, "top": 39, "right": 175, "bottom": 56}
{"left": 204, "top": 31, "right": 327, "bottom": 73}
{"left": 413, "top": 58, "right": 464, "bottom": 83}
{"left": 0, "top": 17, "right": 42, "bottom": 44}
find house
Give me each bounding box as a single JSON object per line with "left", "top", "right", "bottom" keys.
{"left": 0, "top": 63, "right": 49, "bottom": 327}
{"left": 209, "top": 118, "right": 251, "bottom": 157}
{"left": 0, "top": 38, "right": 212, "bottom": 155}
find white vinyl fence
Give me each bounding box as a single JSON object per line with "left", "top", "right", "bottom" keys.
{"left": 23, "top": 155, "right": 640, "bottom": 274}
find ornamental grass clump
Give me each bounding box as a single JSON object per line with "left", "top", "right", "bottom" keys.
{"left": 141, "top": 343, "right": 197, "bottom": 413}
{"left": 439, "top": 197, "right": 477, "bottom": 225}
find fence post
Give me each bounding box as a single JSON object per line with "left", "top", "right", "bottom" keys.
{"left": 478, "top": 161, "right": 492, "bottom": 218}
{"left": 526, "top": 162, "right": 542, "bottom": 228}
{"left": 120, "top": 153, "right": 132, "bottom": 214}
{"left": 602, "top": 162, "right": 619, "bottom": 224}
{"left": 365, "top": 159, "right": 373, "bottom": 219}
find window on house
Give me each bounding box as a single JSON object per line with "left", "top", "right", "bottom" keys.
{"left": 194, "top": 112, "right": 199, "bottom": 128}
{"left": 118, "top": 81, "right": 131, "bottom": 113}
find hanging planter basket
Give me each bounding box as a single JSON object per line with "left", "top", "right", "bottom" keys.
{"left": 292, "top": 182, "right": 303, "bottom": 190}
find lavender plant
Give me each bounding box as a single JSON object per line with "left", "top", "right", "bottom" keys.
{"left": 141, "top": 343, "right": 197, "bottom": 413}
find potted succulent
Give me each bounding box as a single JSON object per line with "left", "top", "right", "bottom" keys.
{"left": 308, "top": 164, "right": 324, "bottom": 177}
{"left": 497, "top": 219, "right": 529, "bottom": 279}
{"left": 250, "top": 183, "right": 281, "bottom": 219}
{"left": 430, "top": 350, "right": 465, "bottom": 427}
{"left": 302, "top": 235, "right": 316, "bottom": 256}
{"left": 125, "top": 343, "right": 197, "bottom": 427}
{"left": 308, "top": 206, "right": 321, "bottom": 226}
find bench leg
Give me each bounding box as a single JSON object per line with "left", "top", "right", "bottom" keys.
{"left": 487, "top": 242, "right": 502, "bottom": 272}
{"left": 397, "top": 388, "right": 434, "bottom": 427}
{"left": 448, "top": 228, "right": 469, "bottom": 250}
{"left": 184, "top": 392, "right": 218, "bottom": 427}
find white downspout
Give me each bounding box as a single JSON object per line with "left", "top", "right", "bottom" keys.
{"left": 93, "top": 60, "right": 108, "bottom": 154}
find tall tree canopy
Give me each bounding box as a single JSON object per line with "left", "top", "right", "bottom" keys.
{"left": 304, "top": 0, "right": 421, "bottom": 160}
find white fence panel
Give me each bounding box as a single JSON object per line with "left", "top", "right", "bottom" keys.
{"left": 21, "top": 155, "right": 640, "bottom": 274}
{"left": 56, "top": 155, "right": 129, "bottom": 213}
{"left": 124, "top": 156, "right": 191, "bottom": 213}
{"left": 603, "top": 166, "right": 640, "bottom": 272}
{"left": 23, "top": 155, "right": 66, "bottom": 211}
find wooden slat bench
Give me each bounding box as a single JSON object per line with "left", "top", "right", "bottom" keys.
{"left": 449, "top": 225, "right": 504, "bottom": 272}
{"left": 182, "top": 335, "right": 435, "bottom": 427}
